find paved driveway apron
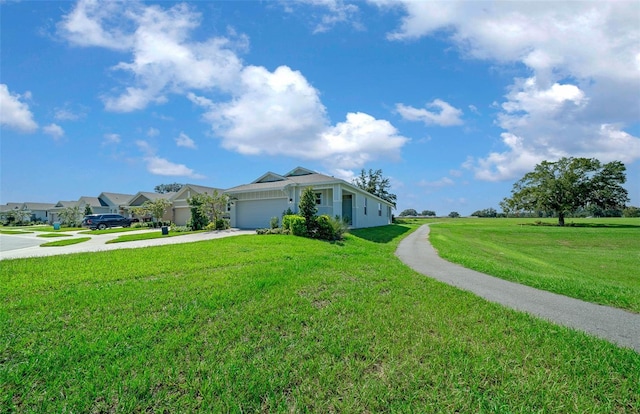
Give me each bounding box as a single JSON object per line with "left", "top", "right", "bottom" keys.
{"left": 395, "top": 224, "right": 640, "bottom": 353}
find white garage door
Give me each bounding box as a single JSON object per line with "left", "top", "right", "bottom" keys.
{"left": 173, "top": 207, "right": 191, "bottom": 226}
{"left": 236, "top": 198, "right": 288, "bottom": 229}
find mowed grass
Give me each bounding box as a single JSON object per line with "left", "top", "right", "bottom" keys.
{"left": 428, "top": 218, "right": 640, "bottom": 312}
{"left": 39, "top": 237, "right": 91, "bottom": 247}
{"left": 1, "top": 226, "right": 639, "bottom": 413}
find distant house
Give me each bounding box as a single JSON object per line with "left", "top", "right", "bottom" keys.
{"left": 97, "top": 192, "right": 135, "bottom": 215}
{"left": 47, "top": 200, "right": 79, "bottom": 223}
{"left": 171, "top": 184, "right": 225, "bottom": 226}
{"left": 225, "top": 167, "right": 394, "bottom": 229}
{"left": 76, "top": 196, "right": 109, "bottom": 214}
{"left": 22, "top": 202, "right": 56, "bottom": 222}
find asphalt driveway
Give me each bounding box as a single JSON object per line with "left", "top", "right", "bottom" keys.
{"left": 395, "top": 224, "right": 640, "bottom": 353}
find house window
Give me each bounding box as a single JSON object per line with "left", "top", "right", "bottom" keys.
{"left": 378, "top": 203, "right": 382, "bottom": 216}
{"left": 315, "top": 192, "right": 322, "bottom": 205}
{"left": 364, "top": 198, "right": 368, "bottom": 215}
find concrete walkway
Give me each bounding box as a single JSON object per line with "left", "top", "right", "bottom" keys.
{"left": 395, "top": 225, "right": 640, "bottom": 353}
{"left": 0, "top": 228, "right": 255, "bottom": 260}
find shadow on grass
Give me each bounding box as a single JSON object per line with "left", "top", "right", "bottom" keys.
{"left": 350, "top": 224, "right": 412, "bottom": 244}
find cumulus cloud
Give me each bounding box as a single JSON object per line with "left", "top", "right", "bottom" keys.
{"left": 59, "top": 0, "right": 245, "bottom": 112}
{"left": 136, "top": 140, "right": 204, "bottom": 178}
{"left": 379, "top": 1, "right": 640, "bottom": 180}
{"left": 58, "top": 1, "right": 408, "bottom": 172}
{"left": 175, "top": 132, "right": 196, "bottom": 149}
{"left": 43, "top": 123, "right": 64, "bottom": 140}
{"left": 396, "top": 99, "right": 463, "bottom": 126}
{"left": 0, "top": 84, "right": 38, "bottom": 132}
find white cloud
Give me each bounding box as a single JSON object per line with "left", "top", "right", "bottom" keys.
{"left": 175, "top": 132, "right": 196, "bottom": 149}
{"left": 58, "top": 1, "right": 409, "bottom": 172}
{"left": 59, "top": 1, "right": 245, "bottom": 112}
{"left": 103, "top": 133, "right": 121, "bottom": 145}
{"left": 146, "top": 127, "right": 159, "bottom": 137}
{"left": 379, "top": 1, "right": 640, "bottom": 180}
{"left": 54, "top": 106, "right": 85, "bottom": 121}
{"left": 43, "top": 123, "right": 64, "bottom": 140}
{"left": 195, "top": 65, "right": 408, "bottom": 169}
{"left": 0, "top": 84, "right": 38, "bottom": 132}
{"left": 287, "top": 0, "right": 361, "bottom": 33}
{"left": 136, "top": 140, "right": 204, "bottom": 178}
{"left": 396, "top": 99, "right": 463, "bottom": 126}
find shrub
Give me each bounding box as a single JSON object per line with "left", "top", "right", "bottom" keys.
{"left": 288, "top": 216, "right": 307, "bottom": 236}
{"left": 312, "top": 215, "right": 348, "bottom": 241}
{"left": 215, "top": 218, "right": 230, "bottom": 230}
{"left": 270, "top": 216, "right": 279, "bottom": 229}
{"left": 170, "top": 225, "right": 190, "bottom": 232}
{"left": 205, "top": 222, "right": 217, "bottom": 231}
{"left": 282, "top": 215, "right": 297, "bottom": 231}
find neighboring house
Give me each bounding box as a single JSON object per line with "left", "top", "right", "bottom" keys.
{"left": 171, "top": 184, "right": 225, "bottom": 226}
{"left": 0, "top": 203, "right": 28, "bottom": 222}
{"left": 22, "top": 202, "right": 56, "bottom": 222}
{"left": 77, "top": 196, "right": 109, "bottom": 215}
{"left": 125, "top": 191, "right": 176, "bottom": 222}
{"left": 47, "top": 200, "right": 79, "bottom": 223}
{"left": 97, "top": 192, "right": 135, "bottom": 215}
{"left": 225, "top": 167, "right": 394, "bottom": 229}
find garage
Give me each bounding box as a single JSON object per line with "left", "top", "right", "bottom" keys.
{"left": 235, "top": 198, "right": 288, "bottom": 229}
{"left": 173, "top": 207, "right": 191, "bottom": 226}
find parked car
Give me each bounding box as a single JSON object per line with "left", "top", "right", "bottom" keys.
{"left": 81, "top": 214, "right": 133, "bottom": 230}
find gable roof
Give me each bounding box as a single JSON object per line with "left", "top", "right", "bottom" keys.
{"left": 127, "top": 191, "right": 177, "bottom": 206}
{"left": 0, "top": 203, "right": 24, "bottom": 212}
{"left": 23, "top": 202, "right": 56, "bottom": 211}
{"left": 99, "top": 192, "right": 135, "bottom": 206}
{"left": 77, "top": 196, "right": 104, "bottom": 207}
{"left": 173, "top": 184, "right": 224, "bottom": 200}
{"left": 225, "top": 167, "right": 395, "bottom": 207}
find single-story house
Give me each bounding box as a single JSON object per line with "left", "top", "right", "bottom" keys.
{"left": 47, "top": 200, "right": 79, "bottom": 223}
{"left": 225, "top": 167, "right": 394, "bottom": 229}
{"left": 97, "top": 192, "right": 135, "bottom": 215}
{"left": 22, "top": 202, "right": 56, "bottom": 222}
{"left": 171, "top": 184, "right": 225, "bottom": 226}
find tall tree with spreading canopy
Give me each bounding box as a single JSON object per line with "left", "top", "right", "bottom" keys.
{"left": 353, "top": 168, "right": 397, "bottom": 208}
{"left": 501, "top": 157, "right": 628, "bottom": 226}
{"left": 154, "top": 183, "right": 184, "bottom": 194}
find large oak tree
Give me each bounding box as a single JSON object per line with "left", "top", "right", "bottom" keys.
{"left": 501, "top": 157, "right": 628, "bottom": 226}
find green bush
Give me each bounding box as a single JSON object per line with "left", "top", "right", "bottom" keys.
{"left": 205, "top": 222, "right": 217, "bottom": 231}
{"left": 282, "top": 215, "right": 297, "bottom": 231}
{"left": 287, "top": 216, "right": 307, "bottom": 236}
{"left": 312, "top": 215, "right": 348, "bottom": 241}
{"left": 215, "top": 218, "right": 230, "bottom": 230}
{"left": 270, "top": 216, "right": 279, "bottom": 229}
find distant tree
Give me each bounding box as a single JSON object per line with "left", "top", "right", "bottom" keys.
{"left": 501, "top": 157, "right": 628, "bottom": 226}
{"left": 154, "top": 183, "right": 184, "bottom": 194}
{"left": 188, "top": 190, "right": 229, "bottom": 230}
{"left": 399, "top": 209, "right": 418, "bottom": 217}
{"left": 353, "top": 168, "right": 397, "bottom": 208}
{"left": 58, "top": 205, "right": 83, "bottom": 227}
{"left": 3, "top": 209, "right": 31, "bottom": 225}
{"left": 471, "top": 208, "right": 497, "bottom": 218}
{"left": 448, "top": 211, "right": 460, "bottom": 218}
{"left": 299, "top": 187, "right": 318, "bottom": 234}
{"left": 84, "top": 204, "right": 93, "bottom": 216}
{"left": 623, "top": 206, "right": 640, "bottom": 218}
{"left": 141, "top": 198, "right": 173, "bottom": 224}
{"left": 421, "top": 210, "right": 436, "bottom": 217}
{"left": 186, "top": 194, "right": 209, "bottom": 231}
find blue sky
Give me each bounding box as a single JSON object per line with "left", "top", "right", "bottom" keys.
{"left": 1, "top": 0, "right": 639, "bottom": 215}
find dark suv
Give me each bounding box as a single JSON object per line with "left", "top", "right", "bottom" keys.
{"left": 82, "top": 214, "right": 133, "bottom": 230}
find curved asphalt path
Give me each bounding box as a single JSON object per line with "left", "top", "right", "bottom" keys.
{"left": 396, "top": 224, "right": 640, "bottom": 353}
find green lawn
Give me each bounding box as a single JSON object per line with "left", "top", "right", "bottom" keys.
{"left": 39, "top": 237, "right": 91, "bottom": 247}
{"left": 428, "top": 218, "right": 640, "bottom": 312}
{"left": 106, "top": 229, "right": 203, "bottom": 243}
{"left": 1, "top": 226, "right": 638, "bottom": 412}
